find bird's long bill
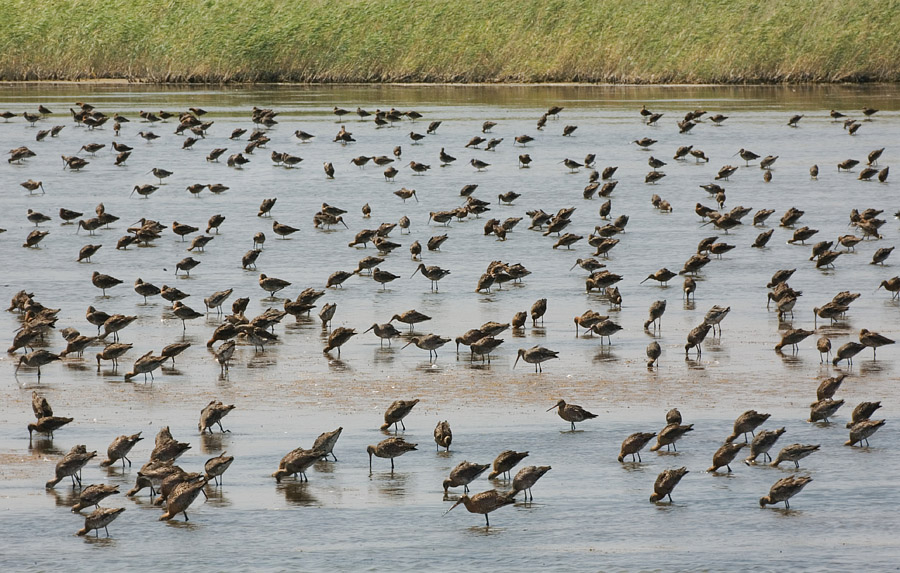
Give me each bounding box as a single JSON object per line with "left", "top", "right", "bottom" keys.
{"left": 545, "top": 404, "right": 558, "bottom": 412}
{"left": 340, "top": 219, "right": 348, "bottom": 229}
{"left": 363, "top": 325, "right": 375, "bottom": 334}
{"left": 410, "top": 267, "right": 421, "bottom": 279}
{"left": 640, "top": 276, "right": 650, "bottom": 284}
{"left": 513, "top": 355, "right": 520, "bottom": 369}
{"left": 401, "top": 341, "right": 413, "bottom": 350}
{"left": 443, "top": 500, "right": 462, "bottom": 517}
{"left": 568, "top": 261, "right": 580, "bottom": 271}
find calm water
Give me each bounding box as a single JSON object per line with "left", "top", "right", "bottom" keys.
{"left": 1, "top": 84, "right": 898, "bottom": 571}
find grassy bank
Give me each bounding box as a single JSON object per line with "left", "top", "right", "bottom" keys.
{"left": 1, "top": 0, "right": 898, "bottom": 83}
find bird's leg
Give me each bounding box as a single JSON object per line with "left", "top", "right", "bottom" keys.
{"left": 184, "top": 511, "right": 189, "bottom": 521}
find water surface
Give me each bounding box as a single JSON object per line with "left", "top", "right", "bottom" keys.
{"left": 0, "top": 84, "right": 897, "bottom": 571}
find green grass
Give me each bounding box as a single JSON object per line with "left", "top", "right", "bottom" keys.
{"left": 1, "top": 0, "right": 898, "bottom": 83}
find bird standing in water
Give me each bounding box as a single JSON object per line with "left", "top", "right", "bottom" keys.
{"left": 547, "top": 399, "right": 597, "bottom": 431}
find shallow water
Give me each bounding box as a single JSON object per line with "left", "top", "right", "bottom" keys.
{"left": 0, "top": 84, "right": 898, "bottom": 570}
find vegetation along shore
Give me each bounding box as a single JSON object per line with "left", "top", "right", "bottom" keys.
{"left": 0, "top": 0, "right": 897, "bottom": 84}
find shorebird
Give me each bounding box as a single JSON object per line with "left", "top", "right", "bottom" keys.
{"left": 95, "top": 343, "right": 132, "bottom": 371}
{"left": 171, "top": 301, "right": 203, "bottom": 329}
{"left": 771, "top": 444, "right": 820, "bottom": 468}
{"left": 205, "top": 452, "right": 234, "bottom": 486}
{"left": 272, "top": 220, "right": 299, "bottom": 239}
{"left": 516, "top": 133, "right": 536, "bottom": 146}
{"left": 832, "top": 341, "right": 866, "bottom": 366}
{"left": 574, "top": 311, "right": 604, "bottom": 335}
{"left": 591, "top": 319, "right": 622, "bottom": 344}
{"left": 100, "top": 433, "right": 143, "bottom": 468}
{"left": 470, "top": 336, "right": 504, "bottom": 363}
{"left": 514, "top": 346, "right": 558, "bottom": 372}
{"left": 488, "top": 450, "right": 529, "bottom": 480}
{"left": 259, "top": 274, "right": 291, "bottom": 296}
{"left": 760, "top": 475, "right": 812, "bottom": 509}
{"left": 215, "top": 340, "right": 236, "bottom": 374}
{"left": 408, "top": 161, "right": 431, "bottom": 174}
{"left": 650, "top": 467, "right": 689, "bottom": 503}
{"left": 650, "top": 424, "right": 694, "bottom": 452}
{"left": 411, "top": 263, "right": 450, "bottom": 290}
{"left": 16, "top": 349, "right": 60, "bottom": 381}
{"left": 703, "top": 305, "right": 730, "bottom": 336}
{"left": 28, "top": 415, "right": 73, "bottom": 439}
{"left": 124, "top": 351, "right": 166, "bottom": 382}
{"left": 367, "top": 437, "right": 417, "bottom": 473}
{"left": 323, "top": 327, "right": 356, "bottom": 357}
{"left": 31, "top": 391, "right": 52, "bottom": 419}
{"left": 618, "top": 432, "right": 657, "bottom": 462}
{"left": 809, "top": 399, "right": 844, "bottom": 423}
{"left": 159, "top": 477, "right": 208, "bottom": 521}
{"left": 434, "top": 420, "right": 452, "bottom": 452}
{"left": 744, "top": 427, "right": 786, "bottom": 464}
{"left": 470, "top": 158, "right": 490, "bottom": 171}
{"left": 530, "top": 298, "right": 547, "bottom": 326}
{"left": 390, "top": 309, "right": 431, "bottom": 331}
{"left": 877, "top": 277, "right": 900, "bottom": 300}
{"left": 91, "top": 271, "right": 122, "bottom": 296}
{"left": 312, "top": 427, "right": 343, "bottom": 461}
{"left": 684, "top": 323, "right": 711, "bottom": 356}
{"left": 72, "top": 484, "right": 120, "bottom": 512}
{"left": 859, "top": 328, "right": 894, "bottom": 359}
{"left": 774, "top": 329, "right": 814, "bottom": 353}
{"left": 547, "top": 399, "right": 597, "bottom": 431}
{"left": 445, "top": 489, "right": 516, "bottom": 527}
{"left": 708, "top": 442, "right": 747, "bottom": 473}
{"left": 641, "top": 268, "right": 676, "bottom": 287}
{"left": 727, "top": 410, "right": 771, "bottom": 443}
{"left": 364, "top": 322, "right": 402, "bottom": 346}
{"left": 372, "top": 268, "right": 400, "bottom": 290}
{"left": 444, "top": 461, "right": 490, "bottom": 493}
{"left": 381, "top": 399, "right": 419, "bottom": 431}
{"left": 76, "top": 507, "right": 125, "bottom": 537}
{"left": 846, "top": 419, "right": 886, "bottom": 446}
{"left": 174, "top": 256, "right": 200, "bottom": 276}
{"left": 273, "top": 447, "right": 323, "bottom": 483}
{"left": 46, "top": 445, "right": 97, "bottom": 488}
{"left": 403, "top": 334, "right": 451, "bottom": 360}
{"left": 199, "top": 400, "right": 236, "bottom": 433}
{"left": 846, "top": 402, "right": 882, "bottom": 429}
